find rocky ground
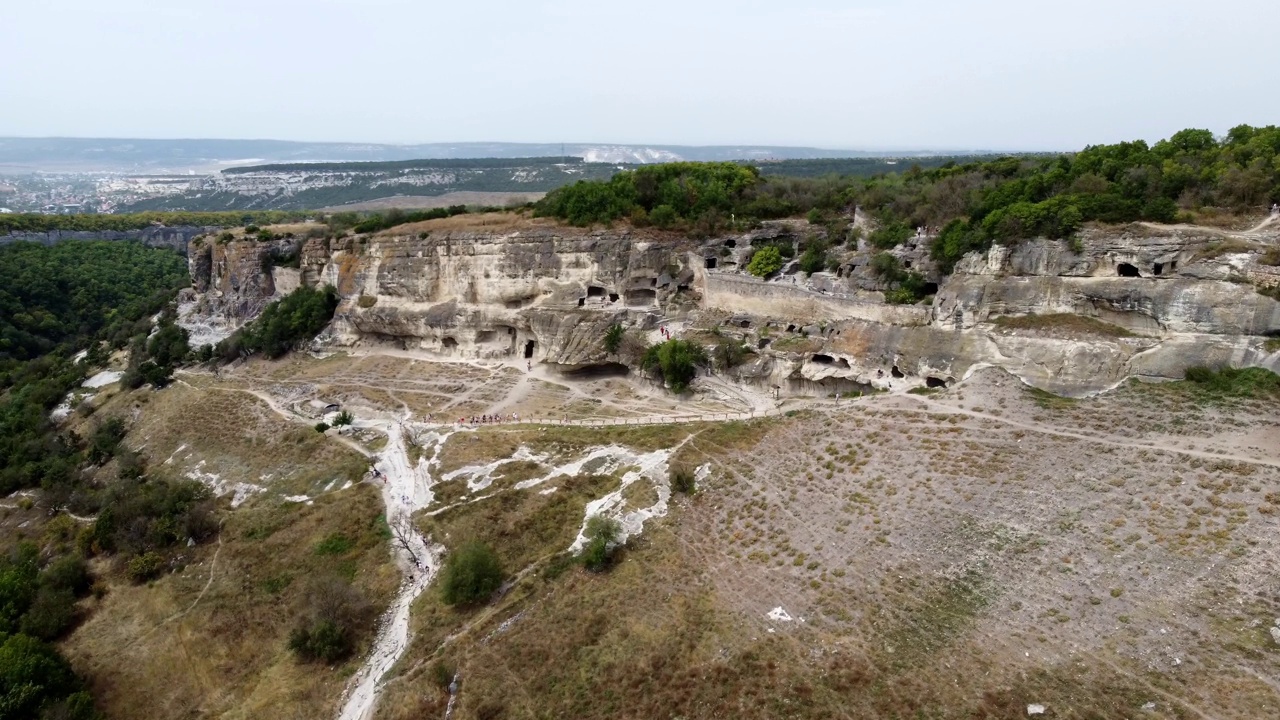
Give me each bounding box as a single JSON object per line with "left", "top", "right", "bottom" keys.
{"left": 57, "top": 346, "right": 1277, "bottom": 720}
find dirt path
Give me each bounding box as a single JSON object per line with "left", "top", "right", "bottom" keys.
{"left": 336, "top": 421, "right": 449, "bottom": 720}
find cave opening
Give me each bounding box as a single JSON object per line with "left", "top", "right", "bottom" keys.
{"left": 922, "top": 282, "right": 939, "bottom": 295}
{"left": 926, "top": 376, "right": 947, "bottom": 388}
{"left": 725, "top": 239, "right": 737, "bottom": 248}
{"left": 625, "top": 288, "right": 657, "bottom": 306}
{"left": 524, "top": 340, "right": 536, "bottom": 358}
{"left": 1153, "top": 262, "right": 1163, "bottom": 276}
{"left": 1117, "top": 263, "right": 1141, "bottom": 277}
{"left": 561, "top": 362, "right": 629, "bottom": 379}
{"left": 587, "top": 286, "right": 605, "bottom": 298}
{"left": 738, "top": 319, "right": 751, "bottom": 328}
{"left": 577, "top": 297, "right": 585, "bottom": 307}
{"left": 442, "top": 337, "right": 458, "bottom": 349}
{"left": 891, "top": 365, "right": 905, "bottom": 379}
{"left": 705, "top": 257, "right": 717, "bottom": 269}
{"left": 758, "top": 338, "right": 771, "bottom": 349}
{"left": 475, "top": 330, "right": 496, "bottom": 343}
{"left": 812, "top": 354, "right": 834, "bottom": 364}
{"left": 608, "top": 292, "right": 619, "bottom": 302}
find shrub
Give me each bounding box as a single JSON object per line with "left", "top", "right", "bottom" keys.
{"left": 0, "top": 634, "right": 88, "bottom": 719}
{"left": 747, "top": 245, "right": 784, "bottom": 277}
{"left": 440, "top": 541, "right": 504, "bottom": 607}
{"left": 125, "top": 552, "right": 164, "bottom": 583}
{"left": 869, "top": 221, "right": 912, "bottom": 249}
{"left": 314, "top": 422, "right": 330, "bottom": 433}
{"left": 289, "top": 620, "right": 349, "bottom": 663}
{"left": 332, "top": 410, "right": 354, "bottom": 427}
{"left": 671, "top": 465, "right": 697, "bottom": 494}
{"left": 581, "top": 515, "right": 622, "bottom": 572}
{"left": 288, "top": 576, "right": 371, "bottom": 663}
{"left": 603, "top": 323, "right": 625, "bottom": 354}
{"left": 640, "top": 339, "right": 708, "bottom": 393}
{"left": 19, "top": 586, "right": 77, "bottom": 640}
{"left": 797, "top": 241, "right": 828, "bottom": 276}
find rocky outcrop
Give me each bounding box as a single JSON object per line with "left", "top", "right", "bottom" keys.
{"left": 181, "top": 219, "right": 1280, "bottom": 396}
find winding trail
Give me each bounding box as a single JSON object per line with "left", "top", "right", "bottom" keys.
{"left": 335, "top": 421, "right": 450, "bottom": 720}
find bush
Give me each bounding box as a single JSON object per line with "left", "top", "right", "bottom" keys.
{"left": 125, "top": 552, "right": 164, "bottom": 583}
{"left": 747, "top": 245, "right": 784, "bottom": 277}
{"left": 216, "top": 285, "right": 339, "bottom": 360}
{"left": 603, "top": 323, "right": 625, "bottom": 354}
{"left": 288, "top": 576, "right": 371, "bottom": 663}
{"left": 0, "top": 633, "right": 89, "bottom": 719}
{"left": 797, "top": 241, "right": 828, "bottom": 276}
{"left": 869, "top": 221, "right": 912, "bottom": 249}
{"left": 289, "top": 620, "right": 350, "bottom": 664}
{"left": 314, "top": 422, "right": 330, "bottom": 433}
{"left": 670, "top": 465, "right": 697, "bottom": 494}
{"left": 640, "top": 339, "right": 708, "bottom": 393}
{"left": 440, "top": 541, "right": 504, "bottom": 607}
{"left": 332, "top": 410, "right": 354, "bottom": 427}
{"left": 581, "top": 515, "right": 622, "bottom": 572}
{"left": 19, "top": 586, "right": 77, "bottom": 640}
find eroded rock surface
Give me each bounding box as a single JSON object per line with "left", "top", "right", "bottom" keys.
{"left": 182, "top": 220, "right": 1280, "bottom": 396}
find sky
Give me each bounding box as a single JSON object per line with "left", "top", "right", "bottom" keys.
{"left": 1, "top": 0, "right": 1276, "bottom": 151}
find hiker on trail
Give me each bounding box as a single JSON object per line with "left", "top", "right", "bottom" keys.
{"left": 527, "top": 361, "right": 532, "bottom": 372}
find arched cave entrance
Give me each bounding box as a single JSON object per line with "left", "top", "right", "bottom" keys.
{"left": 442, "top": 337, "right": 458, "bottom": 349}
{"left": 891, "top": 365, "right": 905, "bottom": 379}
{"left": 922, "top": 282, "right": 939, "bottom": 295}
{"left": 524, "top": 340, "right": 536, "bottom": 359}
{"left": 1117, "top": 263, "right": 1141, "bottom": 277}
{"left": 561, "top": 362, "right": 629, "bottom": 379}
{"left": 926, "top": 376, "right": 948, "bottom": 388}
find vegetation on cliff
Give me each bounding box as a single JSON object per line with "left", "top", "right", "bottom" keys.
{"left": 214, "top": 285, "right": 339, "bottom": 361}
{"left": 536, "top": 126, "right": 1280, "bottom": 272}
{"left": 641, "top": 339, "right": 709, "bottom": 393}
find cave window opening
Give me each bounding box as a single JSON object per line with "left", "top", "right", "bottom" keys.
{"left": 442, "top": 337, "right": 458, "bottom": 349}
{"left": 904, "top": 260, "right": 913, "bottom": 269}
{"left": 705, "top": 257, "right": 717, "bottom": 269}
{"left": 786, "top": 324, "right": 796, "bottom": 333}
{"left": 1117, "top": 263, "right": 1141, "bottom": 277}
{"left": 891, "top": 365, "right": 905, "bottom": 379}
{"left": 738, "top": 319, "right": 750, "bottom": 328}
{"left": 524, "top": 340, "right": 536, "bottom": 359}
{"left": 587, "top": 286, "right": 605, "bottom": 298}
{"left": 922, "top": 282, "right": 939, "bottom": 295}
{"left": 1153, "top": 262, "right": 1164, "bottom": 276}
{"left": 725, "top": 239, "right": 737, "bottom": 248}
{"left": 577, "top": 298, "right": 585, "bottom": 307}
{"left": 812, "top": 354, "right": 834, "bottom": 365}
{"left": 1169, "top": 260, "right": 1177, "bottom": 271}
{"left": 758, "top": 338, "right": 771, "bottom": 349}
{"left": 608, "top": 293, "right": 619, "bottom": 302}
{"left": 926, "top": 376, "right": 947, "bottom": 388}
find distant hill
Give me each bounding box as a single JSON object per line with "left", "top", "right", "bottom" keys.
{"left": 0, "top": 137, "right": 984, "bottom": 174}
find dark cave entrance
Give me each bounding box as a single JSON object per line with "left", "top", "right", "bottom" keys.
{"left": 1117, "top": 263, "right": 1141, "bottom": 277}
{"left": 442, "top": 337, "right": 458, "bottom": 349}
{"left": 705, "top": 257, "right": 717, "bottom": 269}
{"left": 524, "top": 340, "right": 536, "bottom": 359}
{"left": 891, "top": 365, "right": 905, "bottom": 379}
{"left": 926, "top": 376, "right": 948, "bottom": 388}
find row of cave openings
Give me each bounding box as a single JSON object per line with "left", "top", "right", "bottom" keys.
{"left": 438, "top": 326, "right": 537, "bottom": 358}
{"left": 1117, "top": 260, "right": 1177, "bottom": 278}
{"left": 809, "top": 353, "right": 954, "bottom": 389}
{"left": 577, "top": 284, "right": 659, "bottom": 308}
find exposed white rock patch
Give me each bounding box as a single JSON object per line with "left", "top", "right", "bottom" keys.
{"left": 767, "top": 607, "right": 793, "bottom": 622}
{"left": 566, "top": 446, "right": 674, "bottom": 553}
{"left": 83, "top": 370, "right": 123, "bottom": 389}
{"left": 184, "top": 461, "right": 265, "bottom": 508}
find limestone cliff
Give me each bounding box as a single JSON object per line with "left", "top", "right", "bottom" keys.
{"left": 181, "top": 218, "right": 1280, "bottom": 396}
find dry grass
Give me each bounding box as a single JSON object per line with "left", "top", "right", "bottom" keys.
{"left": 63, "top": 483, "right": 397, "bottom": 720}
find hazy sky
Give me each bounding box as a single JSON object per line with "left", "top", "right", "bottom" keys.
{"left": 2, "top": 0, "right": 1275, "bottom": 150}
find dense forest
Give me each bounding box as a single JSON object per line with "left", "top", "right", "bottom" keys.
{"left": 0, "top": 240, "right": 203, "bottom": 718}
{"left": 0, "top": 211, "right": 307, "bottom": 234}
{"left": 537, "top": 125, "right": 1280, "bottom": 272}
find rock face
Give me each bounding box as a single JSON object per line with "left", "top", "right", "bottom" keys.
{"left": 182, "top": 219, "right": 1280, "bottom": 396}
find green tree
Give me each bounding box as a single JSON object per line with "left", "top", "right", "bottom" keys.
{"left": 640, "top": 339, "right": 708, "bottom": 393}
{"left": 747, "top": 246, "right": 784, "bottom": 277}
{"left": 580, "top": 515, "right": 622, "bottom": 572}
{"left": 440, "top": 541, "right": 504, "bottom": 607}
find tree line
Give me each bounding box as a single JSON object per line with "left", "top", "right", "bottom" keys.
{"left": 535, "top": 126, "right": 1280, "bottom": 272}
{"left": 0, "top": 211, "right": 308, "bottom": 234}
